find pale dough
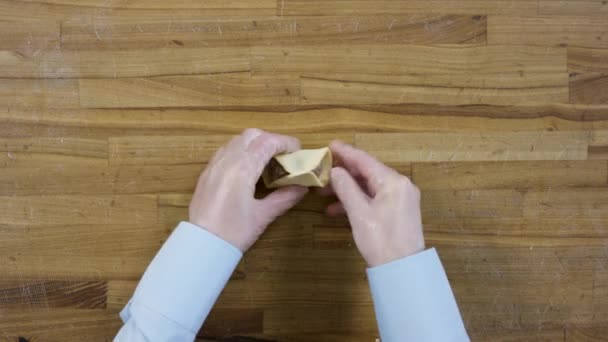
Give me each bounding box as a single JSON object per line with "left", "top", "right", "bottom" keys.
{"left": 262, "top": 147, "right": 333, "bottom": 188}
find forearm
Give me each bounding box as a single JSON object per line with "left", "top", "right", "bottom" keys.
{"left": 367, "top": 248, "right": 469, "bottom": 342}
{"left": 115, "top": 222, "right": 242, "bottom": 342}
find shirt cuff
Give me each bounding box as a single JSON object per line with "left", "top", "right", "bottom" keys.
{"left": 121, "top": 221, "right": 242, "bottom": 335}
{"left": 367, "top": 248, "right": 469, "bottom": 342}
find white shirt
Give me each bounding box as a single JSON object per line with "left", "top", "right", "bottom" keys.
{"left": 115, "top": 222, "right": 469, "bottom": 342}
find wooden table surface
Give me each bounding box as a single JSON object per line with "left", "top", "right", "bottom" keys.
{"left": 1, "top": 0, "right": 607, "bottom": 341}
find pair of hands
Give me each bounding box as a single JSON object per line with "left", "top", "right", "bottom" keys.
{"left": 189, "top": 129, "right": 424, "bottom": 267}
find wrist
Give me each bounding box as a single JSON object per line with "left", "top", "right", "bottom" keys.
{"left": 366, "top": 240, "right": 425, "bottom": 267}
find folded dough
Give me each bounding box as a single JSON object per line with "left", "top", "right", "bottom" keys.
{"left": 262, "top": 147, "right": 333, "bottom": 188}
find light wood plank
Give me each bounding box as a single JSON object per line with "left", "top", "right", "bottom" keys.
{"left": 488, "top": 17, "right": 608, "bottom": 48}
{"left": 412, "top": 160, "right": 607, "bottom": 190}
{"left": 61, "top": 15, "right": 486, "bottom": 50}
{"left": 279, "top": 0, "right": 538, "bottom": 15}
{"left": 252, "top": 45, "right": 567, "bottom": 75}
{"left": 2, "top": 106, "right": 607, "bottom": 137}
{"left": 0, "top": 195, "right": 157, "bottom": 225}
{"left": 300, "top": 73, "right": 568, "bottom": 106}
{"left": 424, "top": 217, "right": 608, "bottom": 241}
{"left": 79, "top": 74, "right": 300, "bottom": 108}
{"left": 0, "top": 47, "right": 250, "bottom": 78}
{"left": 539, "top": 0, "right": 608, "bottom": 16}
{"left": 109, "top": 133, "right": 352, "bottom": 165}
{"left": 0, "top": 137, "right": 107, "bottom": 158}
{"left": 524, "top": 188, "right": 608, "bottom": 219}
{"left": 18, "top": 0, "right": 275, "bottom": 9}
{"left": 570, "top": 73, "right": 608, "bottom": 105}
{"left": 0, "top": 1, "right": 276, "bottom": 23}
{"left": 0, "top": 223, "right": 167, "bottom": 278}
{"left": 0, "top": 21, "right": 59, "bottom": 57}
{"left": 0, "top": 79, "right": 79, "bottom": 108}
{"left": 355, "top": 132, "right": 590, "bottom": 163}
{"left": 0, "top": 164, "right": 203, "bottom": 195}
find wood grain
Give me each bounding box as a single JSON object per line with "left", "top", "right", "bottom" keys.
{"left": 412, "top": 160, "right": 608, "bottom": 190}
{"left": 355, "top": 132, "right": 590, "bottom": 163}
{"left": 570, "top": 73, "right": 608, "bottom": 105}
{"left": 0, "top": 79, "right": 79, "bottom": 108}
{"left": 488, "top": 17, "right": 608, "bottom": 48}
{"left": 539, "top": 0, "right": 608, "bottom": 16}
{"left": 2, "top": 0, "right": 608, "bottom": 340}
{"left": 0, "top": 21, "right": 59, "bottom": 57}
{"left": 109, "top": 133, "right": 351, "bottom": 165}
{"left": 0, "top": 280, "right": 107, "bottom": 309}
{"left": 279, "top": 0, "right": 538, "bottom": 15}
{"left": 79, "top": 73, "right": 300, "bottom": 108}
{"left": 0, "top": 47, "right": 250, "bottom": 78}
{"left": 0, "top": 195, "right": 157, "bottom": 225}
{"left": 252, "top": 45, "right": 567, "bottom": 75}
{"left": 61, "top": 15, "right": 487, "bottom": 50}
{"left": 300, "top": 73, "right": 568, "bottom": 106}
{"left": 0, "top": 0, "right": 276, "bottom": 23}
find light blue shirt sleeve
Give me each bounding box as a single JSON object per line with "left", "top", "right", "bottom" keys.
{"left": 367, "top": 248, "right": 470, "bottom": 342}
{"left": 115, "top": 221, "right": 242, "bottom": 342}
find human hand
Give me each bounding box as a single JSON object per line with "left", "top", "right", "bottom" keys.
{"left": 320, "top": 141, "right": 425, "bottom": 267}
{"left": 189, "top": 129, "right": 309, "bottom": 252}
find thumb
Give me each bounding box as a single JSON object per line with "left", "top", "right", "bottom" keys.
{"left": 258, "top": 186, "right": 309, "bottom": 223}
{"left": 330, "top": 167, "right": 369, "bottom": 214}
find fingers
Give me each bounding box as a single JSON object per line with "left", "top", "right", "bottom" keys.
{"left": 317, "top": 184, "right": 335, "bottom": 196}
{"left": 326, "top": 201, "right": 346, "bottom": 217}
{"left": 330, "top": 167, "right": 370, "bottom": 215}
{"left": 257, "top": 186, "right": 309, "bottom": 224}
{"left": 247, "top": 131, "right": 301, "bottom": 179}
{"left": 329, "top": 140, "right": 394, "bottom": 195}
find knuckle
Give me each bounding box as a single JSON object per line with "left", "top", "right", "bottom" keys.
{"left": 242, "top": 128, "right": 262, "bottom": 136}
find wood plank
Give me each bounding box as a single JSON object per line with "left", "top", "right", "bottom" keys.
{"left": 61, "top": 15, "right": 487, "bottom": 50}
{"left": 412, "top": 160, "right": 607, "bottom": 190}
{"left": 2, "top": 106, "right": 607, "bottom": 139}
{"left": 0, "top": 137, "right": 107, "bottom": 158}
{"left": 0, "top": 152, "right": 107, "bottom": 169}
{"left": 570, "top": 73, "right": 608, "bottom": 105}
{"left": 263, "top": 305, "right": 377, "bottom": 335}
{"left": 109, "top": 133, "right": 352, "bottom": 165}
{"left": 79, "top": 74, "right": 300, "bottom": 108}
{"left": 0, "top": 308, "right": 121, "bottom": 341}
{"left": 201, "top": 308, "right": 264, "bottom": 338}
{"left": 441, "top": 246, "right": 599, "bottom": 333}
{"left": 488, "top": 17, "right": 608, "bottom": 48}
{"left": 0, "top": 164, "right": 203, "bottom": 195}
{"left": 0, "top": 280, "right": 107, "bottom": 309}
{"left": 422, "top": 189, "right": 524, "bottom": 220}
{"left": 279, "top": 0, "right": 538, "bottom": 15}
{"left": 0, "top": 1, "right": 275, "bottom": 23}
{"left": 539, "top": 0, "right": 608, "bottom": 16}
{"left": 300, "top": 73, "right": 568, "bottom": 106}
{"left": 524, "top": 188, "right": 608, "bottom": 219}
{"left": 252, "top": 45, "right": 567, "bottom": 75}
{"left": 0, "top": 195, "right": 157, "bottom": 225}
{"left": 423, "top": 217, "right": 608, "bottom": 241}
{"left": 0, "top": 224, "right": 167, "bottom": 278}
{"left": 566, "top": 326, "right": 608, "bottom": 341}
{"left": 355, "top": 132, "right": 590, "bottom": 163}
{"left": 0, "top": 47, "right": 250, "bottom": 78}
{"left": 18, "top": 0, "right": 275, "bottom": 9}
{"left": 0, "top": 21, "right": 59, "bottom": 58}
{"left": 569, "top": 48, "right": 608, "bottom": 74}
{"left": 0, "top": 79, "right": 79, "bottom": 108}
